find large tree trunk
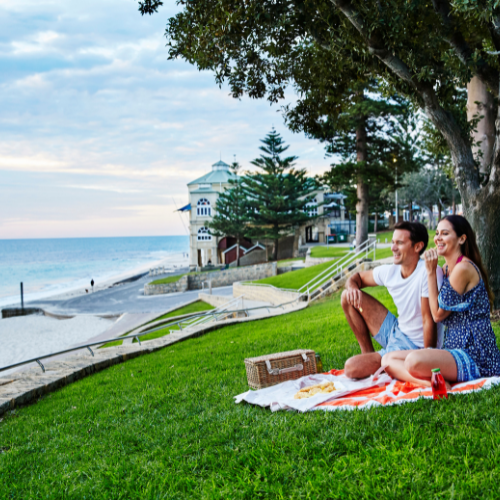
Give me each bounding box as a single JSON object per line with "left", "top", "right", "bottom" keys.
{"left": 464, "top": 78, "right": 500, "bottom": 307}
{"left": 433, "top": 78, "right": 500, "bottom": 307}
{"left": 355, "top": 111, "right": 369, "bottom": 248}
{"left": 467, "top": 76, "right": 496, "bottom": 175}
{"left": 463, "top": 192, "right": 500, "bottom": 306}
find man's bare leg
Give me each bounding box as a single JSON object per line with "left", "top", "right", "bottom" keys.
{"left": 341, "top": 290, "right": 390, "bottom": 379}
{"left": 344, "top": 352, "right": 383, "bottom": 379}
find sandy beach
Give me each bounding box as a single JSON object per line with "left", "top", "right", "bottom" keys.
{"left": 0, "top": 250, "right": 199, "bottom": 373}
{"left": 0, "top": 314, "right": 114, "bottom": 373}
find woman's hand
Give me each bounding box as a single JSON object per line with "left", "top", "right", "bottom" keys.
{"left": 424, "top": 248, "right": 439, "bottom": 275}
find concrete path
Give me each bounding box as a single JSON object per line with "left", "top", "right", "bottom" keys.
{"left": 27, "top": 267, "right": 234, "bottom": 316}
{"left": 0, "top": 296, "right": 308, "bottom": 418}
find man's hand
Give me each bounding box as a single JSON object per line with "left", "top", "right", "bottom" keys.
{"left": 423, "top": 248, "right": 439, "bottom": 275}
{"left": 342, "top": 288, "right": 363, "bottom": 312}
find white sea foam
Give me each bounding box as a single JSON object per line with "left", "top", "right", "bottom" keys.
{"left": 0, "top": 236, "right": 189, "bottom": 307}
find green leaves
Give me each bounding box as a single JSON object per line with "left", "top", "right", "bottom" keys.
{"left": 241, "top": 130, "right": 319, "bottom": 259}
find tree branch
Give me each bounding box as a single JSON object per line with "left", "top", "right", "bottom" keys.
{"left": 488, "top": 11, "right": 500, "bottom": 54}
{"left": 432, "top": 0, "right": 499, "bottom": 97}
{"left": 329, "top": 0, "right": 480, "bottom": 193}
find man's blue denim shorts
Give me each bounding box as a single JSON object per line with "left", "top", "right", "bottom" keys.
{"left": 374, "top": 311, "right": 420, "bottom": 357}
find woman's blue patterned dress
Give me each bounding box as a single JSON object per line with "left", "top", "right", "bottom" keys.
{"left": 438, "top": 261, "right": 500, "bottom": 381}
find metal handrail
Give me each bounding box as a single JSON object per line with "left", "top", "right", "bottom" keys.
{"left": 1, "top": 240, "right": 378, "bottom": 375}
{"left": 178, "top": 295, "right": 244, "bottom": 330}
{"left": 298, "top": 238, "right": 377, "bottom": 294}
{"left": 0, "top": 295, "right": 304, "bottom": 375}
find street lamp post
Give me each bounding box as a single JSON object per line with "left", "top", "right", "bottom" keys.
{"left": 394, "top": 158, "right": 399, "bottom": 224}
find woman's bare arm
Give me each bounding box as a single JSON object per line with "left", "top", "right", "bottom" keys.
{"left": 424, "top": 249, "right": 451, "bottom": 323}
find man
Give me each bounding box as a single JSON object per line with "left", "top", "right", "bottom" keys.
{"left": 342, "top": 221, "right": 443, "bottom": 379}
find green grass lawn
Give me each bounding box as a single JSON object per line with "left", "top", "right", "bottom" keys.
{"left": 133, "top": 301, "right": 216, "bottom": 343}
{"left": 102, "top": 301, "right": 216, "bottom": 348}
{"left": 249, "top": 260, "right": 335, "bottom": 290}
{"left": 3, "top": 288, "right": 500, "bottom": 498}
{"left": 375, "top": 228, "right": 437, "bottom": 244}
{"left": 149, "top": 273, "right": 186, "bottom": 285}
{"left": 151, "top": 301, "right": 215, "bottom": 323}
{"left": 149, "top": 269, "right": 220, "bottom": 286}
{"left": 310, "top": 246, "right": 349, "bottom": 258}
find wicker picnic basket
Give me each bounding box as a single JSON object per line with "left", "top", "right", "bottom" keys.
{"left": 244, "top": 349, "right": 317, "bottom": 389}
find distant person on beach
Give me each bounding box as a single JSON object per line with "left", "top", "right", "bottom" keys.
{"left": 382, "top": 216, "right": 500, "bottom": 386}
{"left": 91, "top": 279, "right": 94, "bottom": 292}
{"left": 341, "top": 221, "right": 443, "bottom": 379}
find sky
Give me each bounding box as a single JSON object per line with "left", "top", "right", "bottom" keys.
{"left": 0, "top": 0, "right": 330, "bottom": 239}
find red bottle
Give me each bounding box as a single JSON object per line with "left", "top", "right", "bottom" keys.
{"left": 431, "top": 368, "right": 448, "bottom": 400}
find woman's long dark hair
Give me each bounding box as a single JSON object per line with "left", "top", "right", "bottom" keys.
{"left": 443, "top": 215, "right": 494, "bottom": 307}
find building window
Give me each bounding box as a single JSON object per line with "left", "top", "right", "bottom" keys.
{"left": 305, "top": 198, "right": 318, "bottom": 217}
{"left": 197, "top": 198, "right": 212, "bottom": 217}
{"left": 197, "top": 227, "right": 212, "bottom": 241}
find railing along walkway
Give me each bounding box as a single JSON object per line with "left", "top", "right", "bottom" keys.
{"left": 1, "top": 238, "right": 377, "bottom": 375}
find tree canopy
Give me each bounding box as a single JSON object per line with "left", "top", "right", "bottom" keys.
{"left": 242, "top": 129, "right": 318, "bottom": 260}
{"left": 140, "top": 0, "right": 500, "bottom": 305}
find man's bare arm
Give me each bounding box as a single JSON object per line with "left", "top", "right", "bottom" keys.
{"left": 421, "top": 297, "right": 437, "bottom": 348}
{"left": 345, "top": 270, "right": 378, "bottom": 291}
{"left": 343, "top": 271, "right": 379, "bottom": 310}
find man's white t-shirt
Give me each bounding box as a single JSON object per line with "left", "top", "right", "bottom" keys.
{"left": 373, "top": 259, "right": 444, "bottom": 348}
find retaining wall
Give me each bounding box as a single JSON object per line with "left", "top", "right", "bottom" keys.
{"left": 198, "top": 293, "right": 232, "bottom": 308}
{"left": 233, "top": 282, "right": 302, "bottom": 306}
{"left": 304, "top": 256, "right": 336, "bottom": 268}
{"left": 145, "top": 262, "right": 277, "bottom": 296}
{"left": 144, "top": 275, "right": 189, "bottom": 296}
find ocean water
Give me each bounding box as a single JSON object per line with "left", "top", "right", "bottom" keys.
{"left": 0, "top": 236, "right": 189, "bottom": 307}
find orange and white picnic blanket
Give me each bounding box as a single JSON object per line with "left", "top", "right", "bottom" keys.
{"left": 235, "top": 368, "right": 500, "bottom": 412}
{"left": 314, "top": 369, "right": 500, "bottom": 411}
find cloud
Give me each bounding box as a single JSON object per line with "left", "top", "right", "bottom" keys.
{"left": 0, "top": 0, "right": 330, "bottom": 239}
{"left": 62, "top": 184, "right": 143, "bottom": 194}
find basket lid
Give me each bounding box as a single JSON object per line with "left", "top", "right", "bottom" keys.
{"left": 245, "top": 349, "right": 315, "bottom": 363}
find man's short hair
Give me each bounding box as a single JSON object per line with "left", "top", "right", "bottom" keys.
{"left": 393, "top": 221, "right": 428, "bottom": 255}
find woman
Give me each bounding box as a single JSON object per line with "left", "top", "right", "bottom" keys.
{"left": 382, "top": 215, "right": 500, "bottom": 387}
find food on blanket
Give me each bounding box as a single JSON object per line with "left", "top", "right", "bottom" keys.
{"left": 293, "top": 381, "right": 336, "bottom": 399}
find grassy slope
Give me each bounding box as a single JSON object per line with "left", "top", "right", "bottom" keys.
{"left": 152, "top": 301, "right": 215, "bottom": 323}
{"left": 133, "top": 301, "right": 216, "bottom": 343}
{"left": 149, "top": 273, "right": 186, "bottom": 285}
{"left": 2, "top": 289, "right": 500, "bottom": 498}
{"left": 376, "top": 228, "right": 437, "bottom": 243}
{"left": 102, "top": 301, "right": 216, "bottom": 348}
{"left": 310, "top": 247, "right": 348, "bottom": 258}
{"left": 249, "top": 261, "right": 334, "bottom": 290}
{"left": 149, "top": 269, "right": 219, "bottom": 286}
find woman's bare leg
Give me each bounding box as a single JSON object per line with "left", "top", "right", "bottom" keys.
{"left": 382, "top": 349, "right": 458, "bottom": 387}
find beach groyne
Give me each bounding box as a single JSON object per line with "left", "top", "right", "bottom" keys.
{"left": 1, "top": 308, "right": 44, "bottom": 319}
{"left": 144, "top": 262, "right": 277, "bottom": 296}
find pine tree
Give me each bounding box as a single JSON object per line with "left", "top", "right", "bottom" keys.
{"left": 242, "top": 130, "right": 318, "bottom": 261}
{"left": 319, "top": 86, "right": 420, "bottom": 244}
{"left": 207, "top": 162, "right": 249, "bottom": 267}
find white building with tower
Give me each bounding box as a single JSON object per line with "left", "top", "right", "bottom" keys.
{"left": 182, "top": 159, "right": 348, "bottom": 270}
{"left": 186, "top": 160, "right": 236, "bottom": 269}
